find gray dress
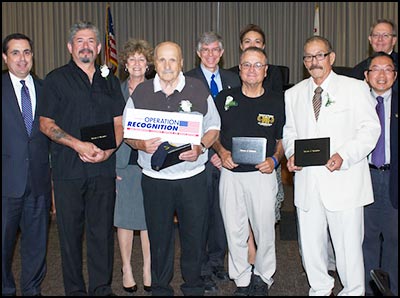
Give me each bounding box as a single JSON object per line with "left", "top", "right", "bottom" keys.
{"left": 113, "top": 80, "right": 147, "bottom": 230}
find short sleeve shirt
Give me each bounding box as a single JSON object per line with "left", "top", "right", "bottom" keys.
{"left": 215, "top": 87, "right": 285, "bottom": 172}
{"left": 123, "top": 73, "right": 221, "bottom": 179}
{"left": 38, "top": 60, "right": 126, "bottom": 179}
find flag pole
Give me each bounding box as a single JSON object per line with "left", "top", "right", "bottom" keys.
{"left": 313, "top": 4, "right": 320, "bottom": 36}
{"left": 105, "top": 2, "right": 110, "bottom": 67}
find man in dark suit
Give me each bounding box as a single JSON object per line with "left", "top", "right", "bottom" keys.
{"left": 364, "top": 51, "right": 398, "bottom": 296}
{"left": 185, "top": 31, "right": 241, "bottom": 293}
{"left": 2, "top": 33, "right": 51, "bottom": 296}
{"left": 351, "top": 19, "right": 398, "bottom": 92}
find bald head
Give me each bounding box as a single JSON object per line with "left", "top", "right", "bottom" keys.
{"left": 155, "top": 41, "right": 182, "bottom": 60}
{"left": 154, "top": 41, "right": 183, "bottom": 84}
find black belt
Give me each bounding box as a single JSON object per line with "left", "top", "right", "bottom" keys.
{"left": 369, "top": 164, "right": 390, "bottom": 171}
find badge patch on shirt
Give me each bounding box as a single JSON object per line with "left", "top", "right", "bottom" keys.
{"left": 257, "top": 114, "right": 275, "bottom": 127}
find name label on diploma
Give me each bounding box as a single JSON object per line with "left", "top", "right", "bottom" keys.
{"left": 294, "top": 137, "right": 330, "bottom": 167}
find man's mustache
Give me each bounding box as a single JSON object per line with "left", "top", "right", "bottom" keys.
{"left": 79, "top": 49, "right": 93, "bottom": 55}
{"left": 309, "top": 65, "right": 323, "bottom": 71}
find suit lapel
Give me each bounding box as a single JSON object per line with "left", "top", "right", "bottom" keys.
{"left": 4, "top": 73, "right": 29, "bottom": 134}
{"left": 31, "top": 77, "right": 42, "bottom": 136}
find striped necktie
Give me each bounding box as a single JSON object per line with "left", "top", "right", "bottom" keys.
{"left": 20, "top": 80, "right": 33, "bottom": 135}
{"left": 312, "top": 86, "right": 323, "bottom": 121}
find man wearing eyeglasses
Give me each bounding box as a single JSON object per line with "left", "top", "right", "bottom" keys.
{"left": 364, "top": 52, "right": 398, "bottom": 296}
{"left": 185, "top": 31, "right": 241, "bottom": 293}
{"left": 352, "top": 19, "right": 398, "bottom": 92}
{"left": 213, "top": 46, "right": 285, "bottom": 296}
{"left": 282, "top": 36, "right": 381, "bottom": 296}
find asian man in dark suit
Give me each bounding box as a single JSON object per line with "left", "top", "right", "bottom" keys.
{"left": 364, "top": 51, "right": 398, "bottom": 296}
{"left": 185, "top": 31, "right": 241, "bottom": 293}
{"left": 2, "top": 33, "right": 51, "bottom": 296}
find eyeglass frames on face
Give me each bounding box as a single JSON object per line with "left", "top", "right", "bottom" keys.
{"left": 370, "top": 33, "right": 396, "bottom": 40}
{"left": 368, "top": 67, "right": 396, "bottom": 74}
{"left": 200, "top": 48, "right": 221, "bottom": 54}
{"left": 303, "top": 52, "right": 331, "bottom": 62}
{"left": 240, "top": 62, "right": 267, "bottom": 71}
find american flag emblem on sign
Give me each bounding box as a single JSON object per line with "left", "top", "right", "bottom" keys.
{"left": 178, "top": 121, "right": 200, "bottom": 135}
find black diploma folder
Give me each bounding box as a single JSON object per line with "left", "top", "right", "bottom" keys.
{"left": 294, "top": 137, "right": 330, "bottom": 167}
{"left": 80, "top": 122, "right": 116, "bottom": 150}
{"left": 151, "top": 142, "right": 192, "bottom": 171}
{"left": 232, "top": 137, "right": 267, "bottom": 165}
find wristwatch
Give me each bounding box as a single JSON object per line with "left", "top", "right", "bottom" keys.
{"left": 200, "top": 142, "right": 207, "bottom": 154}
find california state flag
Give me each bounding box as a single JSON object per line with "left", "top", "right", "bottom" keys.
{"left": 313, "top": 5, "right": 320, "bottom": 36}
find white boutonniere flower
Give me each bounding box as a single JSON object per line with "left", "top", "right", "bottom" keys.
{"left": 224, "top": 95, "right": 238, "bottom": 111}
{"left": 179, "top": 100, "right": 192, "bottom": 112}
{"left": 100, "top": 64, "right": 110, "bottom": 79}
{"left": 325, "top": 93, "right": 335, "bottom": 107}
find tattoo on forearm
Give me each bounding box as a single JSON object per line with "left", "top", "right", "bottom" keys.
{"left": 50, "top": 127, "right": 71, "bottom": 141}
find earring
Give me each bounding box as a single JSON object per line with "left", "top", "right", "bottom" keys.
{"left": 146, "top": 66, "right": 149, "bottom": 71}
{"left": 125, "top": 67, "right": 128, "bottom": 72}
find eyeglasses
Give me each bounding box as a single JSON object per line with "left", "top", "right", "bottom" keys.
{"left": 370, "top": 33, "right": 395, "bottom": 40}
{"left": 200, "top": 48, "right": 221, "bottom": 54}
{"left": 303, "top": 52, "right": 331, "bottom": 62}
{"left": 240, "top": 62, "right": 267, "bottom": 71}
{"left": 367, "top": 67, "right": 396, "bottom": 74}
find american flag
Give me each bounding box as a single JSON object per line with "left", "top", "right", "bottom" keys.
{"left": 105, "top": 3, "right": 118, "bottom": 74}
{"left": 178, "top": 120, "right": 200, "bottom": 135}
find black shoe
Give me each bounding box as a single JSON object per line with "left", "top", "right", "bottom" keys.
{"left": 121, "top": 269, "right": 138, "bottom": 293}
{"left": 249, "top": 275, "right": 268, "bottom": 296}
{"left": 143, "top": 285, "right": 152, "bottom": 292}
{"left": 213, "top": 266, "right": 230, "bottom": 281}
{"left": 203, "top": 275, "right": 218, "bottom": 292}
{"left": 233, "top": 285, "right": 251, "bottom": 296}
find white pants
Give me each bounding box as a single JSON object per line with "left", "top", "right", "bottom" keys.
{"left": 219, "top": 168, "right": 277, "bottom": 287}
{"left": 297, "top": 189, "right": 365, "bottom": 296}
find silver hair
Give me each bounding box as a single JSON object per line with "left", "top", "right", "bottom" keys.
{"left": 68, "top": 21, "right": 100, "bottom": 44}
{"left": 196, "top": 31, "right": 224, "bottom": 52}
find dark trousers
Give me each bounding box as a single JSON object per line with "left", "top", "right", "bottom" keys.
{"left": 201, "top": 158, "right": 227, "bottom": 276}
{"left": 142, "top": 171, "right": 208, "bottom": 296}
{"left": 363, "top": 169, "right": 398, "bottom": 295}
{"left": 53, "top": 177, "right": 115, "bottom": 296}
{"left": 2, "top": 179, "right": 50, "bottom": 296}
